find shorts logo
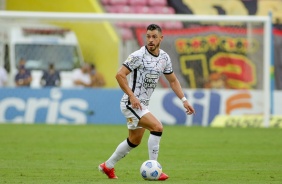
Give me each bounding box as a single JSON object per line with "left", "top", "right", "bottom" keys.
{"left": 127, "top": 118, "right": 133, "bottom": 123}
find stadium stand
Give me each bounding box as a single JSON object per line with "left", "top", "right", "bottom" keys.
{"left": 101, "top": 0, "right": 282, "bottom": 40}
{"left": 133, "top": 5, "right": 154, "bottom": 14}
{"left": 152, "top": 6, "right": 175, "bottom": 14}
{"left": 147, "top": 0, "right": 168, "bottom": 6}
{"left": 105, "top": 0, "right": 128, "bottom": 5}
{"left": 128, "top": 0, "right": 147, "bottom": 6}
{"left": 101, "top": 0, "right": 183, "bottom": 40}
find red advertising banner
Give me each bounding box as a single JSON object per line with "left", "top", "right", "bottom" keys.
{"left": 136, "top": 26, "right": 282, "bottom": 90}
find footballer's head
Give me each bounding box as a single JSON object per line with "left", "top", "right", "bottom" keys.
{"left": 146, "top": 24, "right": 163, "bottom": 55}
{"left": 147, "top": 24, "right": 162, "bottom": 33}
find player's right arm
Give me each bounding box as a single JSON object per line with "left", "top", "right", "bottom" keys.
{"left": 116, "top": 65, "right": 142, "bottom": 110}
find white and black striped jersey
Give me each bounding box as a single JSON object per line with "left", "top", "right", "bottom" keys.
{"left": 121, "top": 46, "right": 173, "bottom": 106}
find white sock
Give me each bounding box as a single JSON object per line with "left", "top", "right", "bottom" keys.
{"left": 148, "top": 132, "right": 162, "bottom": 160}
{"left": 105, "top": 139, "right": 134, "bottom": 168}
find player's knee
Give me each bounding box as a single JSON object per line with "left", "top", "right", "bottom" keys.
{"left": 151, "top": 123, "right": 163, "bottom": 132}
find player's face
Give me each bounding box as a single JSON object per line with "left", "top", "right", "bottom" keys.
{"left": 146, "top": 30, "right": 163, "bottom": 54}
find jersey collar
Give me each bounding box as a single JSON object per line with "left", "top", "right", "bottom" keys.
{"left": 145, "top": 46, "right": 159, "bottom": 57}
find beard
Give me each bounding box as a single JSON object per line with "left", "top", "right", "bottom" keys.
{"left": 147, "top": 42, "right": 160, "bottom": 52}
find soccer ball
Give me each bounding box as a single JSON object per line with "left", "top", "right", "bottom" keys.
{"left": 140, "top": 160, "right": 162, "bottom": 180}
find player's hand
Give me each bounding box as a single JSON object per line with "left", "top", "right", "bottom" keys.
{"left": 129, "top": 95, "right": 142, "bottom": 110}
{"left": 74, "top": 80, "right": 83, "bottom": 85}
{"left": 183, "top": 101, "right": 195, "bottom": 115}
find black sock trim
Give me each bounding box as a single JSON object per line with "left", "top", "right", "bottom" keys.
{"left": 150, "top": 131, "right": 162, "bottom": 136}
{"left": 127, "top": 138, "right": 138, "bottom": 148}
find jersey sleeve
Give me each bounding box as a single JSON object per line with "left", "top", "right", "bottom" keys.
{"left": 123, "top": 54, "right": 142, "bottom": 72}
{"left": 163, "top": 54, "right": 173, "bottom": 74}
{"left": 72, "top": 69, "right": 80, "bottom": 80}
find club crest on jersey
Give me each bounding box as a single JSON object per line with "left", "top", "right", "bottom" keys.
{"left": 127, "top": 55, "right": 139, "bottom": 64}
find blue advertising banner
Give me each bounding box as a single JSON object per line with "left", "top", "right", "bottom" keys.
{"left": 2, "top": 88, "right": 282, "bottom": 126}
{"left": 149, "top": 89, "right": 279, "bottom": 126}
{"left": 0, "top": 88, "right": 125, "bottom": 124}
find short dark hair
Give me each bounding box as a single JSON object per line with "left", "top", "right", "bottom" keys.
{"left": 147, "top": 24, "right": 162, "bottom": 33}
{"left": 49, "top": 63, "right": 54, "bottom": 69}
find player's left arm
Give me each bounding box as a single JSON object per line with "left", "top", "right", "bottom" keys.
{"left": 164, "top": 73, "right": 195, "bottom": 115}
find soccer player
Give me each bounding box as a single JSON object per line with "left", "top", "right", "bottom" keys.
{"left": 99, "top": 24, "right": 195, "bottom": 180}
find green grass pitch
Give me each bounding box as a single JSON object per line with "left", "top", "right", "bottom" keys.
{"left": 0, "top": 124, "right": 281, "bottom": 184}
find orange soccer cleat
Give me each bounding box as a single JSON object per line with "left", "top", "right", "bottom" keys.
{"left": 98, "top": 162, "right": 118, "bottom": 179}
{"left": 158, "top": 172, "right": 169, "bottom": 181}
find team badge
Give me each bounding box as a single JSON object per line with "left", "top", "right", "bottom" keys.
{"left": 127, "top": 118, "right": 133, "bottom": 123}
